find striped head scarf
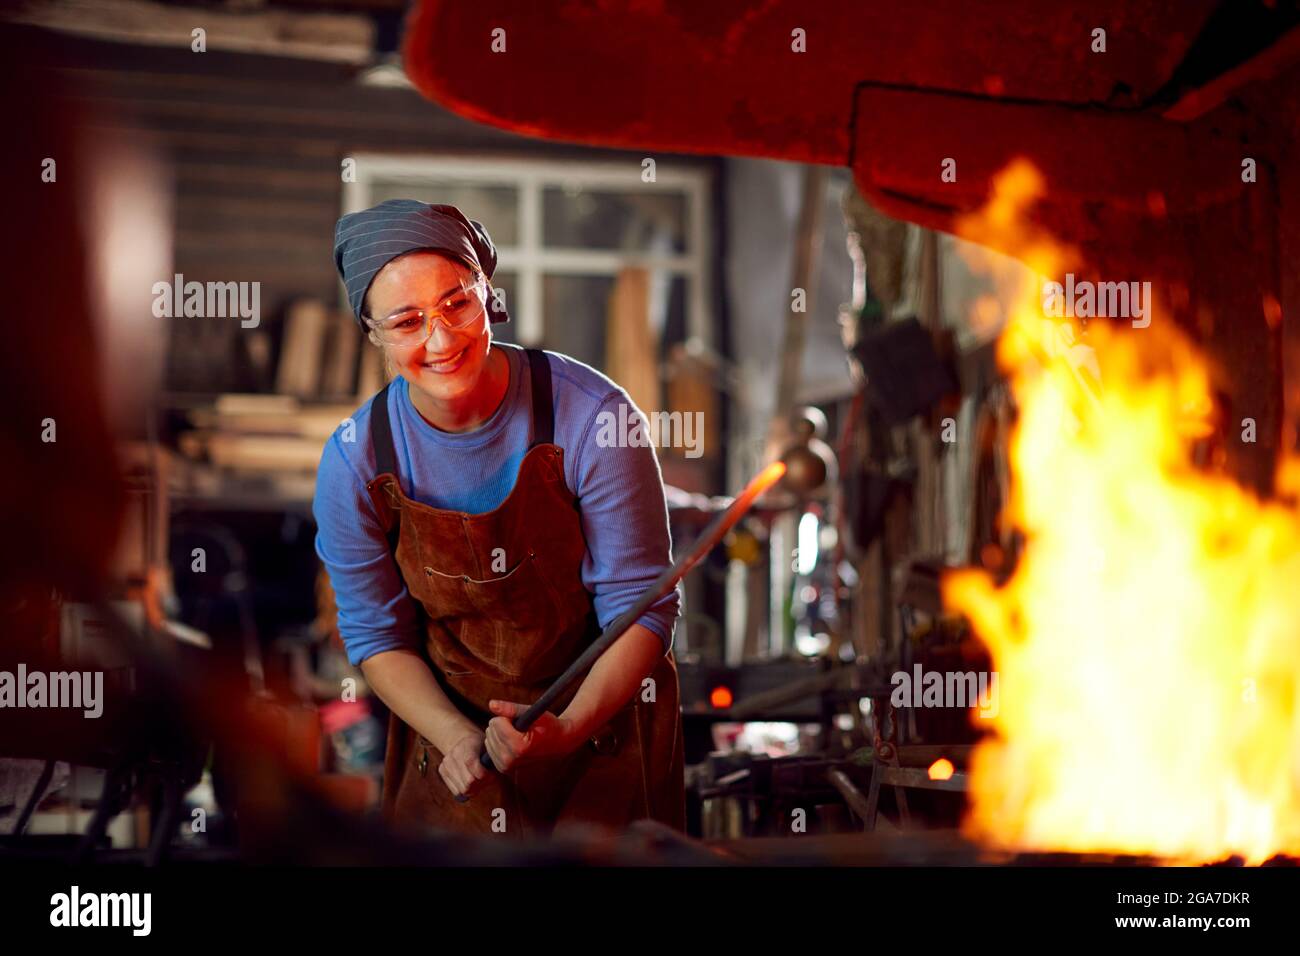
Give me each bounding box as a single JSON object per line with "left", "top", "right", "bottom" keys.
{"left": 333, "top": 199, "right": 510, "bottom": 328}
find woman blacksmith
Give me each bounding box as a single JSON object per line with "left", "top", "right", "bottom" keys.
{"left": 314, "top": 199, "right": 686, "bottom": 837}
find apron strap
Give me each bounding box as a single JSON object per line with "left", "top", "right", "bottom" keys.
{"left": 369, "top": 380, "right": 399, "bottom": 480}
{"left": 525, "top": 347, "right": 554, "bottom": 448}
{"left": 368, "top": 380, "right": 400, "bottom": 554}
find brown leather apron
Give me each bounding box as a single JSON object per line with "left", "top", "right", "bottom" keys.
{"left": 363, "top": 348, "right": 685, "bottom": 838}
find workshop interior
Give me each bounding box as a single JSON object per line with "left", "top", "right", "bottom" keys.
{"left": 3, "top": 0, "right": 1300, "bottom": 877}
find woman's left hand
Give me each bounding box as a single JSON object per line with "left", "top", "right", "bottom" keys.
{"left": 483, "top": 700, "right": 579, "bottom": 772}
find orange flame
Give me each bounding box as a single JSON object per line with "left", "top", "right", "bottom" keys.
{"left": 943, "top": 160, "right": 1300, "bottom": 864}
{"left": 929, "top": 758, "right": 956, "bottom": 782}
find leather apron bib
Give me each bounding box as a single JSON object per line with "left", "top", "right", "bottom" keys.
{"left": 364, "top": 348, "right": 685, "bottom": 838}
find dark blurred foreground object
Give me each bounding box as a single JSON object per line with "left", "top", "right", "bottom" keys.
{"left": 0, "top": 24, "right": 127, "bottom": 639}
{"left": 0, "top": 26, "right": 368, "bottom": 864}
{"left": 0, "top": 21, "right": 134, "bottom": 853}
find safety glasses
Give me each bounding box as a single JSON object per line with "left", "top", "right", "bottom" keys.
{"left": 369, "top": 275, "right": 489, "bottom": 347}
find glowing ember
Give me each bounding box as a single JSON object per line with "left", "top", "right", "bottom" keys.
{"left": 929, "top": 758, "right": 956, "bottom": 782}
{"left": 943, "top": 160, "right": 1300, "bottom": 864}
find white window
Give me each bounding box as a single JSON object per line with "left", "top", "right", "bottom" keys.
{"left": 343, "top": 155, "right": 714, "bottom": 371}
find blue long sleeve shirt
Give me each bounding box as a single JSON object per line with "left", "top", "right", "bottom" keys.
{"left": 313, "top": 343, "right": 680, "bottom": 667}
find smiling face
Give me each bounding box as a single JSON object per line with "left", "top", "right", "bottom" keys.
{"left": 363, "top": 250, "right": 495, "bottom": 406}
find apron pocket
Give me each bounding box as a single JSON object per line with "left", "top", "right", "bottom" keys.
{"left": 453, "top": 550, "right": 552, "bottom": 623}
{"left": 453, "top": 551, "right": 564, "bottom": 675}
